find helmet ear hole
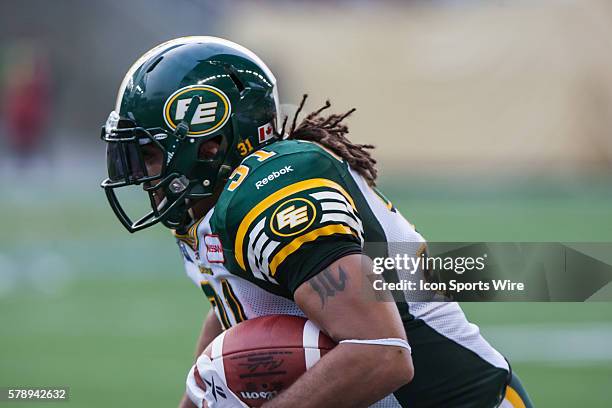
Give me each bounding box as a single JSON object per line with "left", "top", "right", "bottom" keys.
{"left": 198, "top": 136, "right": 222, "bottom": 160}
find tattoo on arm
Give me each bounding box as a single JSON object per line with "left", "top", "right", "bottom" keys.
{"left": 309, "top": 265, "right": 348, "bottom": 308}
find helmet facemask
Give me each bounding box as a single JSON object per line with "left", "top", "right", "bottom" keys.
{"left": 101, "top": 104, "right": 231, "bottom": 233}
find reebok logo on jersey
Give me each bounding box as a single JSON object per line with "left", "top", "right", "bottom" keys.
{"left": 255, "top": 166, "right": 293, "bottom": 189}
{"left": 204, "top": 234, "right": 224, "bottom": 263}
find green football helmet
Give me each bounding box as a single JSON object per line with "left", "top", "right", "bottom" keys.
{"left": 100, "top": 36, "right": 280, "bottom": 232}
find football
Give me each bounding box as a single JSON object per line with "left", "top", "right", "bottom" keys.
{"left": 198, "top": 315, "right": 335, "bottom": 407}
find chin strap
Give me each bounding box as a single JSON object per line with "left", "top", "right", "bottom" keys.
{"left": 339, "top": 338, "right": 411, "bottom": 353}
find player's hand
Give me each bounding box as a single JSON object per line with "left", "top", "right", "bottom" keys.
{"left": 186, "top": 355, "right": 248, "bottom": 408}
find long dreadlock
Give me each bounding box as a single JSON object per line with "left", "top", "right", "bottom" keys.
{"left": 280, "top": 94, "right": 378, "bottom": 186}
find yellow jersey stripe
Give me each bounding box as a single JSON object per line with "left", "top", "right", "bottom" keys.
{"left": 200, "top": 280, "right": 231, "bottom": 330}
{"left": 235, "top": 178, "right": 356, "bottom": 270}
{"left": 172, "top": 230, "right": 195, "bottom": 248}
{"left": 269, "top": 224, "right": 355, "bottom": 276}
{"left": 173, "top": 215, "right": 206, "bottom": 251}
{"left": 189, "top": 216, "right": 206, "bottom": 251}
{"left": 221, "top": 279, "right": 246, "bottom": 322}
{"left": 504, "top": 386, "right": 526, "bottom": 408}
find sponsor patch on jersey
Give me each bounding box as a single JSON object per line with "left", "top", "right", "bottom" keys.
{"left": 255, "top": 165, "right": 293, "bottom": 189}
{"left": 163, "top": 85, "right": 231, "bottom": 136}
{"left": 269, "top": 197, "right": 317, "bottom": 237}
{"left": 204, "top": 234, "right": 225, "bottom": 263}
{"left": 257, "top": 121, "right": 274, "bottom": 143}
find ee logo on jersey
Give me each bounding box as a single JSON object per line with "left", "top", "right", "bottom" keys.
{"left": 163, "top": 85, "right": 231, "bottom": 136}
{"left": 270, "top": 197, "right": 316, "bottom": 237}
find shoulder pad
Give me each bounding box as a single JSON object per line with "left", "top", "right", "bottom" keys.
{"left": 211, "top": 140, "right": 362, "bottom": 283}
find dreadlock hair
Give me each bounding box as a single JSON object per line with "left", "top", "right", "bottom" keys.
{"left": 281, "top": 94, "right": 378, "bottom": 186}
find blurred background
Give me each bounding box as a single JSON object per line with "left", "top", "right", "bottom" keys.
{"left": 1, "top": 0, "right": 611, "bottom": 406}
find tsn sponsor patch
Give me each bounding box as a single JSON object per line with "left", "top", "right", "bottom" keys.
{"left": 255, "top": 165, "right": 293, "bottom": 189}
{"left": 257, "top": 121, "right": 274, "bottom": 143}
{"left": 204, "top": 234, "right": 225, "bottom": 263}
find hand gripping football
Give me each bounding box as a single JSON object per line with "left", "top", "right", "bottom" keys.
{"left": 187, "top": 315, "right": 336, "bottom": 407}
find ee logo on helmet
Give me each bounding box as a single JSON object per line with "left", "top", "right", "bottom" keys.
{"left": 163, "top": 85, "right": 231, "bottom": 136}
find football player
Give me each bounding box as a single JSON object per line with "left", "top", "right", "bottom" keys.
{"left": 100, "top": 37, "right": 534, "bottom": 408}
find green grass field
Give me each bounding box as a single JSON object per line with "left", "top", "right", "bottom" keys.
{"left": 1, "top": 174, "right": 611, "bottom": 407}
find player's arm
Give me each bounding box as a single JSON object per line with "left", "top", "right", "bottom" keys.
{"left": 179, "top": 309, "right": 223, "bottom": 408}
{"left": 193, "top": 309, "right": 224, "bottom": 357}
{"left": 262, "top": 254, "right": 414, "bottom": 408}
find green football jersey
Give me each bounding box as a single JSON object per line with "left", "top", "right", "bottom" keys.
{"left": 212, "top": 139, "right": 381, "bottom": 297}
{"left": 177, "top": 140, "right": 511, "bottom": 407}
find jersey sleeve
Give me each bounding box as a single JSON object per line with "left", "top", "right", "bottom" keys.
{"left": 218, "top": 143, "right": 365, "bottom": 294}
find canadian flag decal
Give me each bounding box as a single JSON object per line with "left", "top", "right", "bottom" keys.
{"left": 258, "top": 122, "right": 274, "bottom": 143}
